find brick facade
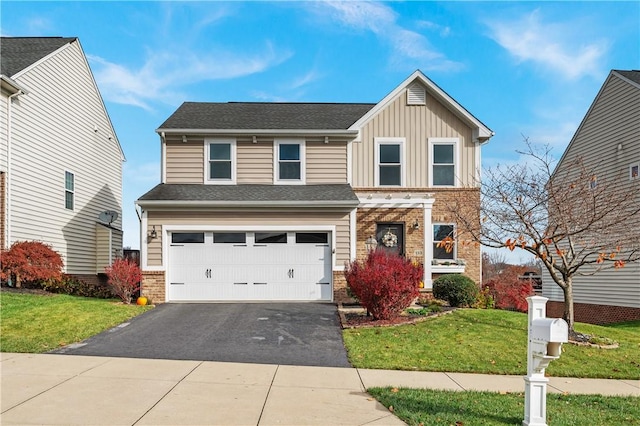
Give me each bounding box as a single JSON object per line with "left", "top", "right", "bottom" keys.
{"left": 547, "top": 301, "right": 640, "bottom": 325}
{"left": 141, "top": 271, "right": 165, "bottom": 304}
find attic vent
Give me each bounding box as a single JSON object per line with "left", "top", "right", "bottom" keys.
{"left": 407, "top": 82, "right": 426, "bottom": 105}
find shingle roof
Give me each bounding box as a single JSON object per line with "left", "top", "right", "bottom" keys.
{"left": 158, "top": 102, "right": 375, "bottom": 131}
{"left": 615, "top": 70, "right": 640, "bottom": 86}
{"left": 137, "top": 184, "right": 359, "bottom": 206}
{"left": 1, "top": 37, "right": 76, "bottom": 76}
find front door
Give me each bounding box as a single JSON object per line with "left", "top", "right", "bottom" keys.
{"left": 376, "top": 223, "right": 404, "bottom": 256}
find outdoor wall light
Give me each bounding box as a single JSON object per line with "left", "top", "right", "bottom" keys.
{"left": 412, "top": 219, "right": 420, "bottom": 229}
{"left": 365, "top": 235, "right": 378, "bottom": 252}
{"left": 149, "top": 225, "right": 157, "bottom": 239}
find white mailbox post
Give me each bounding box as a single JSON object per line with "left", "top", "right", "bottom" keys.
{"left": 524, "top": 296, "right": 568, "bottom": 426}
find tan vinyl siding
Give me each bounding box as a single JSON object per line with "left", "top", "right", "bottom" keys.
{"left": 542, "top": 73, "right": 640, "bottom": 308}
{"left": 237, "top": 139, "right": 273, "bottom": 183}
{"left": 165, "top": 140, "right": 204, "bottom": 183}
{"left": 145, "top": 210, "right": 351, "bottom": 268}
{"left": 306, "top": 141, "right": 348, "bottom": 183}
{"left": 352, "top": 87, "right": 476, "bottom": 188}
{"left": 8, "top": 41, "right": 123, "bottom": 274}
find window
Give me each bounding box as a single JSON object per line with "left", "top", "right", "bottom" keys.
{"left": 630, "top": 163, "right": 639, "bottom": 180}
{"left": 429, "top": 138, "right": 458, "bottom": 187}
{"left": 255, "top": 232, "right": 287, "bottom": 244}
{"left": 433, "top": 224, "right": 455, "bottom": 260}
{"left": 213, "top": 233, "right": 246, "bottom": 244}
{"left": 172, "top": 233, "right": 205, "bottom": 243}
{"left": 296, "top": 232, "right": 328, "bottom": 244}
{"left": 589, "top": 175, "right": 598, "bottom": 189}
{"left": 275, "top": 139, "right": 305, "bottom": 183}
{"left": 64, "top": 171, "right": 74, "bottom": 210}
{"left": 375, "top": 138, "right": 405, "bottom": 186}
{"left": 206, "top": 139, "right": 236, "bottom": 184}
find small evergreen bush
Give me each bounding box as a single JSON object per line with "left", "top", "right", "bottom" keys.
{"left": 344, "top": 250, "right": 422, "bottom": 320}
{"left": 433, "top": 274, "right": 479, "bottom": 307}
{"left": 41, "top": 275, "right": 114, "bottom": 299}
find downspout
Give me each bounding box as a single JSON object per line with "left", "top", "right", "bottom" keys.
{"left": 5, "top": 90, "right": 24, "bottom": 249}
{"left": 160, "top": 132, "right": 166, "bottom": 183}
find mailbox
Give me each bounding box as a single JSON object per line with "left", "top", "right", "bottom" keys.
{"left": 531, "top": 318, "right": 568, "bottom": 344}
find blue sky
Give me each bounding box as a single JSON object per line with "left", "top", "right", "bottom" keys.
{"left": 2, "top": 1, "right": 639, "bottom": 261}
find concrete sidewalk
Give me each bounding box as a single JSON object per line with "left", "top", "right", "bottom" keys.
{"left": 1, "top": 353, "right": 638, "bottom": 425}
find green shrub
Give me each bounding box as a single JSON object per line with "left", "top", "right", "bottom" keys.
{"left": 433, "top": 274, "right": 479, "bottom": 307}
{"left": 41, "top": 275, "right": 114, "bottom": 299}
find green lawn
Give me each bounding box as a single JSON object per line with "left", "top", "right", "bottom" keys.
{"left": 0, "top": 292, "right": 153, "bottom": 353}
{"left": 343, "top": 309, "right": 640, "bottom": 379}
{"left": 369, "top": 387, "right": 640, "bottom": 426}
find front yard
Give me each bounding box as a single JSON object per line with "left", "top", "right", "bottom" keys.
{"left": 343, "top": 308, "right": 640, "bottom": 380}
{"left": 0, "top": 290, "right": 152, "bottom": 353}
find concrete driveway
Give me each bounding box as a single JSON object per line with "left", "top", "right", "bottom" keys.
{"left": 50, "top": 303, "right": 351, "bottom": 367}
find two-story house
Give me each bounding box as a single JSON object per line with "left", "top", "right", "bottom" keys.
{"left": 543, "top": 69, "right": 640, "bottom": 324}
{"left": 136, "top": 70, "right": 493, "bottom": 303}
{"left": 1, "top": 37, "right": 124, "bottom": 285}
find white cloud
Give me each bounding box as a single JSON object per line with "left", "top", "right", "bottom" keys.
{"left": 88, "top": 42, "right": 292, "bottom": 110}
{"left": 124, "top": 162, "right": 162, "bottom": 185}
{"left": 486, "top": 10, "right": 607, "bottom": 80}
{"left": 310, "top": 2, "right": 462, "bottom": 71}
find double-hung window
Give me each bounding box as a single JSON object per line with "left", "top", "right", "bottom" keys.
{"left": 433, "top": 224, "right": 455, "bottom": 260}
{"left": 206, "top": 139, "right": 236, "bottom": 184}
{"left": 64, "top": 171, "right": 74, "bottom": 210}
{"left": 375, "top": 138, "right": 405, "bottom": 186}
{"left": 275, "top": 139, "right": 305, "bottom": 184}
{"left": 429, "top": 138, "right": 459, "bottom": 187}
{"left": 630, "top": 163, "right": 639, "bottom": 180}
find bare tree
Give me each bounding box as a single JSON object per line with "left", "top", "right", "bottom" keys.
{"left": 443, "top": 142, "right": 640, "bottom": 335}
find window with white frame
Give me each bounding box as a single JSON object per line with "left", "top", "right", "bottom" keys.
{"left": 206, "top": 139, "right": 236, "bottom": 183}
{"left": 375, "top": 138, "right": 405, "bottom": 186}
{"left": 429, "top": 138, "right": 459, "bottom": 187}
{"left": 630, "top": 163, "right": 639, "bottom": 180}
{"left": 64, "top": 171, "right": 74, "bottom": 210}
{"left": 275, "top": 139, "right": 305, "bottom": 183}
{"left": 433, "top": 224, "right": 455, "bottom": 260}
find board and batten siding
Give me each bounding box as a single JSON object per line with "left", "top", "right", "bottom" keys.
{"left": 352, "top": 87, "right": 476, "bottom": 188}
{"left": 145, "top": 210, "right": 351, "bottom": 268}
{"left": 8, "top": 41, "right": 123, "bottom": 274}
{"left": 542, "top": 72, "right": 640, "bottom": 309}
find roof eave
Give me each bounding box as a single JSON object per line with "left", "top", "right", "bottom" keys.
{"left": 0, "top": 75, "right": 28, "bottom": 94}
{"left": 135, "top": 199, "right": 360, "bottom": 208}
{"left": 156, "top": 128, "right": 359, "bottom": 138}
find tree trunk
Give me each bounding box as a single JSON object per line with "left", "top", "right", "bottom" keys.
{"left": 561, "top": 278, "right": 575, "bottom": 335}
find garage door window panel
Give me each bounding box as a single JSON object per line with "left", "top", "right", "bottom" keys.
{"left": 214, "top": 232, "right": 246, "bottom": 244}
{"left": 255, "top": 232, "right": 288, "bottom": 244}
{"left": 172, "top": 233, "right": 205, "bottom": 244}
{"left": 296, "top": 233, "right": 329, "bottom": 244}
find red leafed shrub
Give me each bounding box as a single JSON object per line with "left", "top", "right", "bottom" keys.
{"left": 484, "top": 271, "right": 534, "bottom": 312}
{"left": 105, "top": 258, "right": 142, "bottom": 304}
{"left": 0, "top": 241, "right": 64, "bottom": 287}
{"left": 344, "top": 250, "right": 422, "bottom": 320}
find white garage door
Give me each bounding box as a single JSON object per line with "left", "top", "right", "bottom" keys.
{"left": 167, "top": 231, "right": 332, "bottom": 301}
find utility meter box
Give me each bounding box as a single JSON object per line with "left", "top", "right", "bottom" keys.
{"left": 531, "top": 318, "right": 568, "bottom": 344}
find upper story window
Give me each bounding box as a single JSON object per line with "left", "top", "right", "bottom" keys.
{"left": 64, "top": 171, "right": 74, "bottom": 210}
{"left": 429, "top": 138, "right": 459, "bottom": 187}
{"left": 433, "top": 224, "right": 455, "bottom": 260}
{"left": 630, "top": 163, "right": 639, "bottom": 180}
{"left": 275, "top": 139, "right": 305, "bottom": 184}
{"left": 375, "top": 137, "right": 405, "bottom": 186}
{"left": 206, "top": 138, "right": 236, "bottom": 184}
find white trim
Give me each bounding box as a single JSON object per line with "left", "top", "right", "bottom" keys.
{"left": 629, "top": 162, "right": 639, "bottom": 180}
{"left": 349, "top": 70, "right": 493, "bottom": 140}
{"left": 204, "top": 138, "right": 237, "bottom": 185}
{"left": 136, "top": 200, "right": 359, "bottom": 208}
{"left": 347, "top": 141, "right": 353, "bottom": 184}
{"left": 158, "top": 128, "right": 358, "bottom": 137}
{"left": 160, "top": 133, "right": 166, "bottom": 184}
{"left": 423, "top": 201, "right": 434, "bottom": 290}
{"left": 274, "top": 139, "right": 306, "bottom": 185}
{"left": 374, "top": 137, "right": 406, "bottom": 187}
{"left": 349, "top": 208, "right": 357, "bottom": 261}
{"left": 613, "top": 70, "right": 640, "bottom": 91}
{"left": 140, "top": 210, "right": 149, "bottom": 270}
{"left": 64, "top": 170, "right": 75, "bottom": 211}
{"left": 428, "top": 137, "right": 460, "bottom": 187}
{"left": 163, "top": 224, "right": 336, "bottom": 232}
{"left": 433, "top": 222, "right": 457, "bottom": 260}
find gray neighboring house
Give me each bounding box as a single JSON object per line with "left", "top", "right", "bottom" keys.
{"left": 137, "top": 70, "right": 494, "bottom": 304}
{"left": 543, "top": 69, "right": 640, "bottom": 324}
{"left": 0, "top": 37, "right": 125, "bottom": 285}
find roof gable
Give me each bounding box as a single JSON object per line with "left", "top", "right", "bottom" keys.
{"left": 349, "top": 70, "right": 494, "bottom": 142}
{"left": 1, "top": 37, "right": 77, "bottom": 77}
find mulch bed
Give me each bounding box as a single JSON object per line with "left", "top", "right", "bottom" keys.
{"left": 0, "top": 286, "right": 53, "bottom": 296}
{"left": 338, "top": 304, "right": 455, "bottom": 329}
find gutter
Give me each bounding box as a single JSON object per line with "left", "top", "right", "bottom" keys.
{"left": 135, "top": 199, "right": 360, "bottom": 209}
{"left": 156, "top": 128, "right": 359, "bottom": 138}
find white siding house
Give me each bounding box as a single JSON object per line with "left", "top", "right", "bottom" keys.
{"left": 542, "top": 70, "right": 640, "bottom": 324}
{"left": 0, "top": 37, "right": 124, "bottom": 281}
